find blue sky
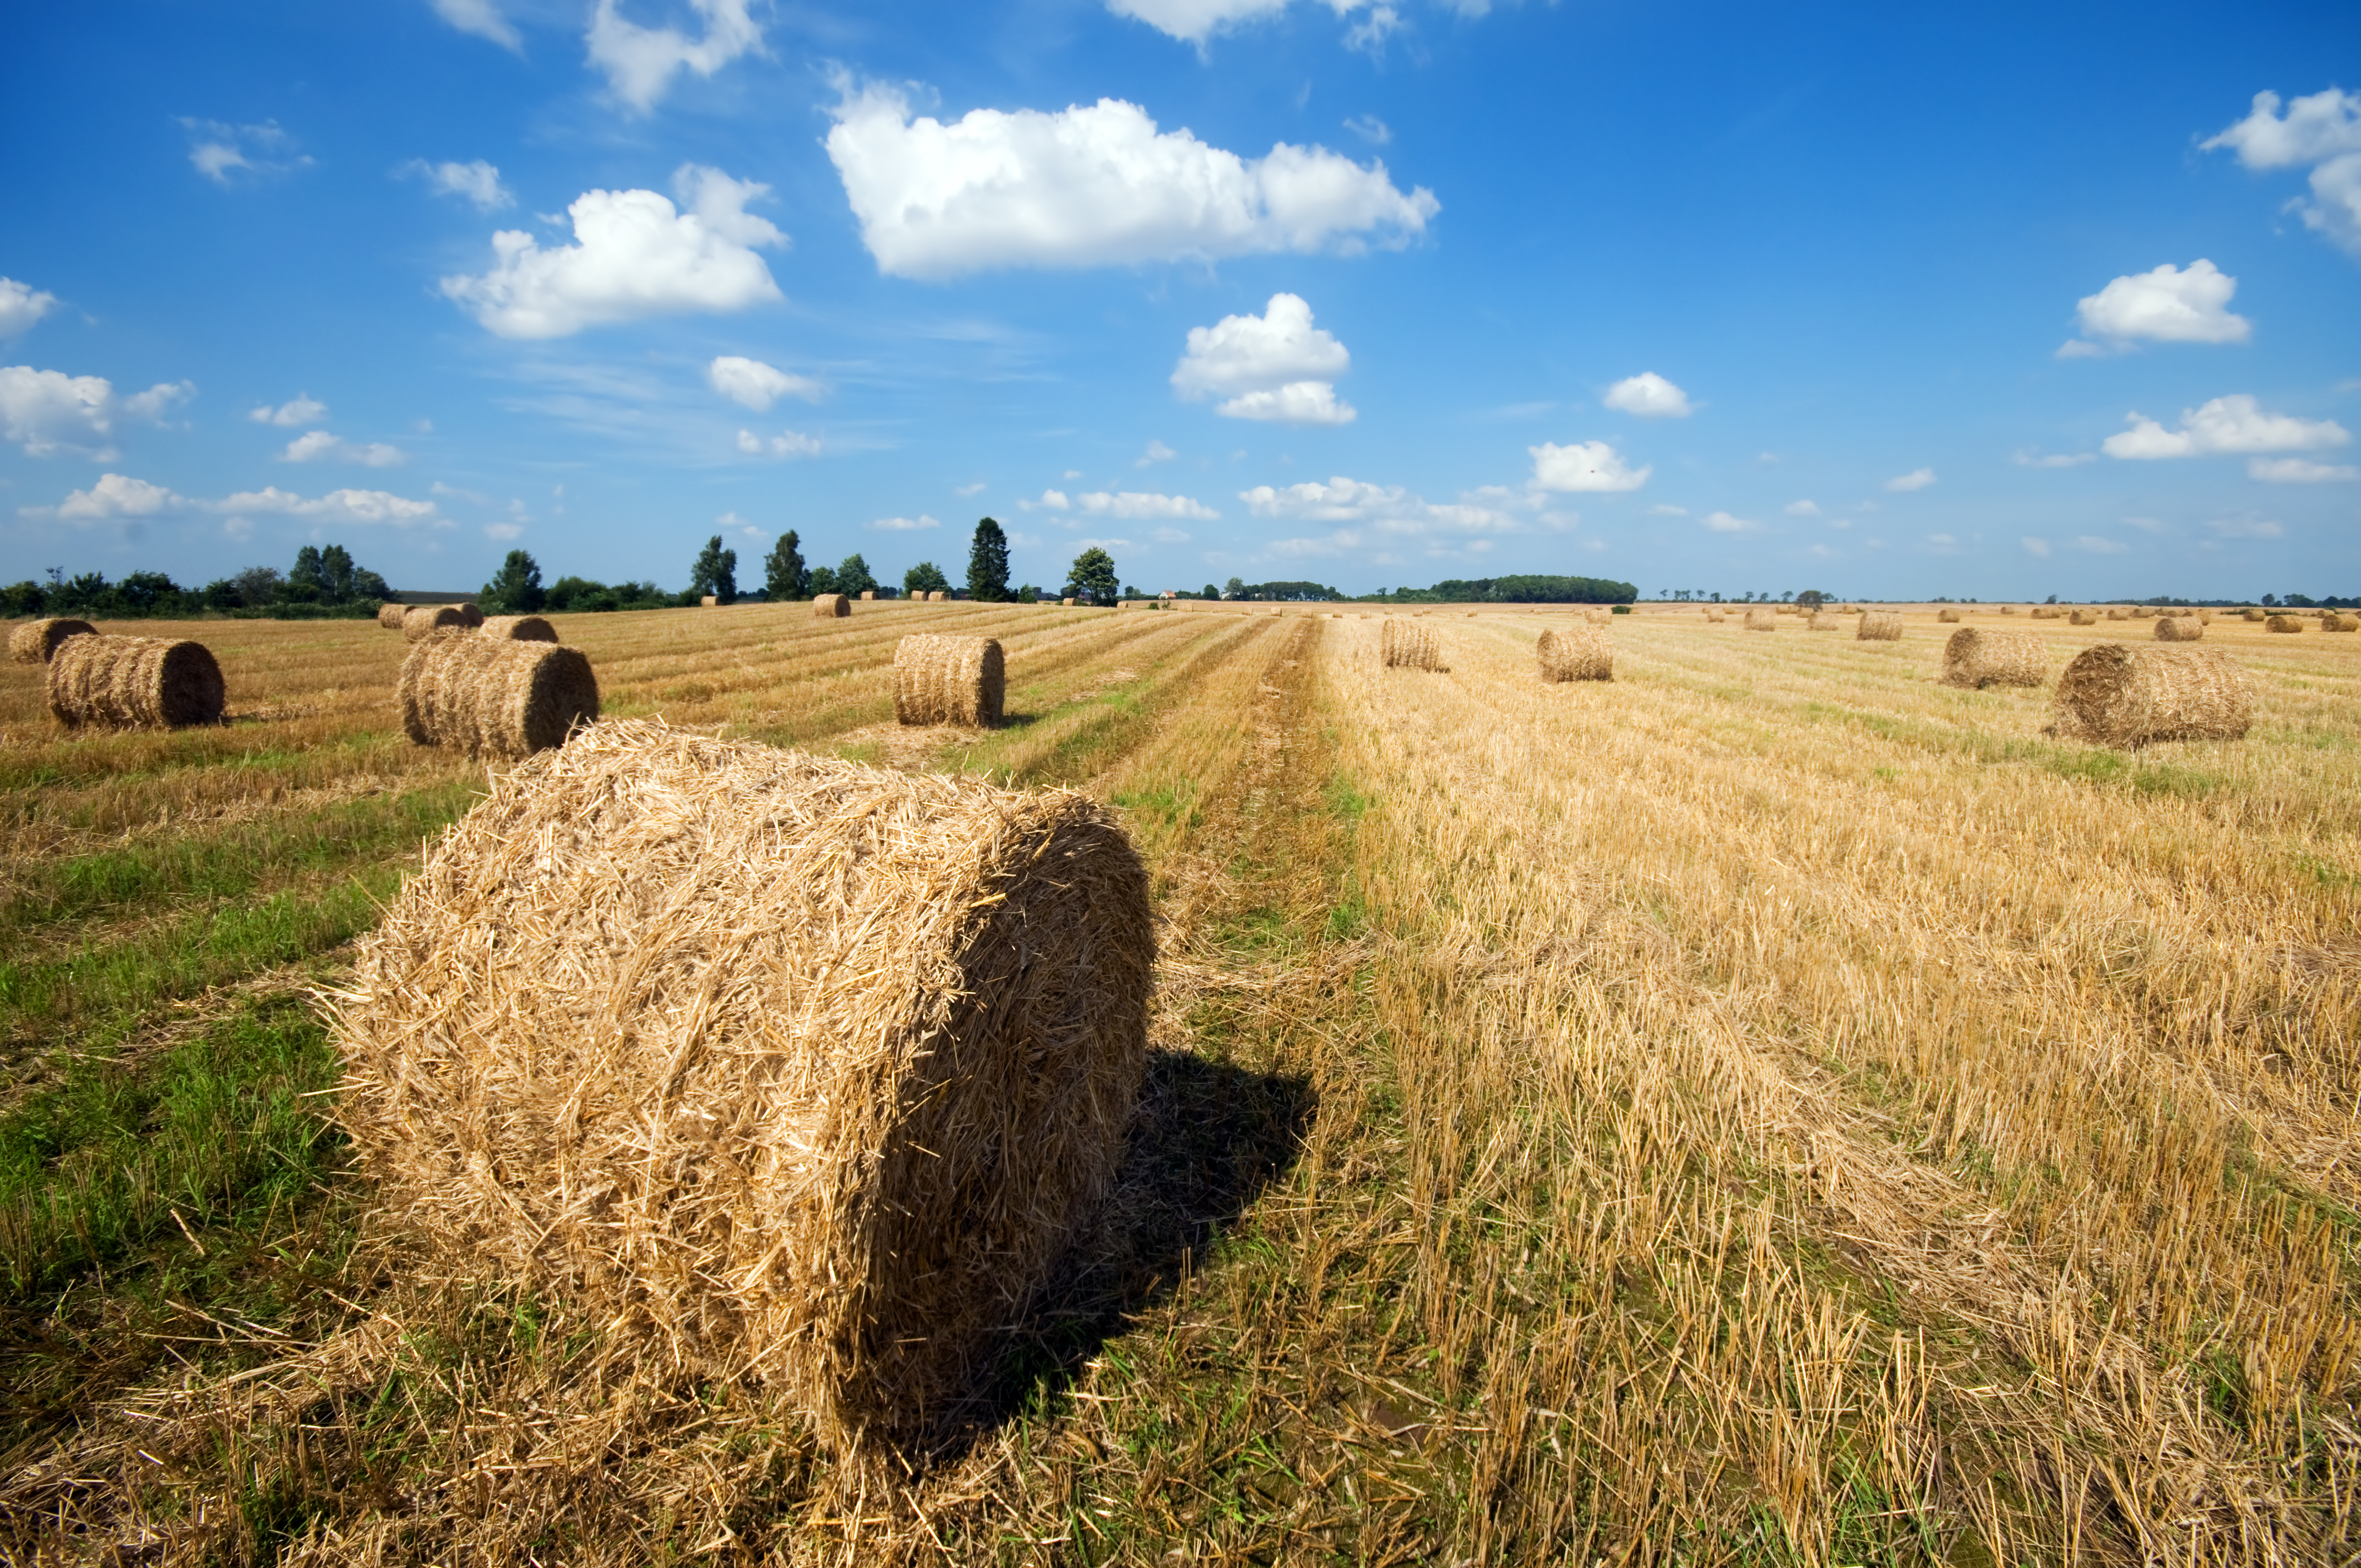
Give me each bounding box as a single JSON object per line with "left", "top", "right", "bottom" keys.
{"left": 2, "top": 0, "right": 2355, "bottom": 600}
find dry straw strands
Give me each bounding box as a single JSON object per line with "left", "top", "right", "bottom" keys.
{"left": 1743, "top": 607, "right": 1777, "bottom": 631}
{"left": 2070, "top": 608, "right": 2099, "bottom": 625}
{"left": 2049, "top": 643, "right": 2253, "bottom": 747}
{"left": 892, "top": 633, "right": 1005, "bottom": 726}
{"left": 402, "top": 604, "right": 470, "bottom": 641}
{"left": 376, "top": 602, "right": 407, "bottom": 630}
{"left": 396, "top": 631, "right": 598, "bottom": 759}
{"left": 1381, "top": 618, "right": 1443, "bottom": 670}
{"left": 480, "top": 614, "right": 558, "bottom": 643}
{"left": 2153, "top": 614, "right": 2204, "bottom": 643}
{"left": 1857, "top": 611, "right": 1903, "bottom": 641}
{"left": 8, "top": 617, "right": 95, "bottom": 665}
{"left": 328, "top": 720, "right": 1153, "bottom": 1455}
{"left": 1937, "top": 608, "right": 1962, "bottom": 623}
{"left": 1941, "top": 626, "right": 2046, "bottom": 689}
{"left": 812, "top": 593, "right": 850, "bottom": 618}
{"left": 2266, "top": 614, "right": 2304, "bottom": 633}
{"left": 1536, "top": 623, "right": 1611, "bottom": 682}
{"left": 46, "top": 634, "right": 225, "bottom": 729}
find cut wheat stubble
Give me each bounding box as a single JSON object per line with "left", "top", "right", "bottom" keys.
{"left": 326, "top": 720, "right": 1154, "bottom": 1455}
{"left": 396, "top": 630, "right": 598, "bottom": 759}
{"left": 893, "top": 633, "right": 1005, "bottom": 726}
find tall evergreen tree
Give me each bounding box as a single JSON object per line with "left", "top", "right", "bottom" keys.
{"left": 689, "top": 535, "right": 739, "bottom": 602}
{"left": 482, "top": 549, "right": 546, "bottom": 613}
{"left": 764, "top": 530, "right": 807, "bottom": 599}
{"left": 966, "top": 516, "right": 1010, "bottom": 602}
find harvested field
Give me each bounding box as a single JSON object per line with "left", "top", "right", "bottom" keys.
{"left": 3, "top": 601, "right": 2358, "bottom": 1565}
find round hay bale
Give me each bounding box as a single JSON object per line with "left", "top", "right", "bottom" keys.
{"left": 2242, "top": 608, "right": 2266, "bottom": 622}
{"left": 329, "top": 720, "right": 1151, "bottom": 1454}
{"left": 2049, "top": 644, "right": 2251, "bottom": 747}
{"left": 2197, "top": 609, "right": 2215, "bottom": 624}
{"left": 47, "top": 635, "right": 224, "bottom": 728}
{"left": 9, "top": 617, "right": 96, "bottom": 665}
{"left": 859, "top": 590, "right": 876, "bottom": 601}
{"left": 396, "top": 631, "right": 598, "bottom": 759}
{"left": 404, "top": 604, "right": 470, "bottom": 641}
{"left": 2154, "top": 614, "right": 2203, "bottom": 643}
{"left": 1381, "top": 618, "right": 1442, "bottom": 671}
{"left": 1857, "top": 611, "right": 1903, "bottom": 641}
{"left": 456, "top": 602, "right": 485, "bottom": 628}
{"left": 1941, "top": 627, "right": 2045, "bottom": 689}
{"left": 813, "top": 593, "right": 850, "bottom": 618}
{"left": 1743, "top": 607, "right": 1776, "bottom": 631}
{"left": 1808, "top": 612, "right": 1840, "bottom": 630}
{"left": 927, "top": 590, "right": 948, "bottom": 603}
{"left": 1537, "top": 624, "right": 1611, "bottom": 682}
{"left": 2070, "top": 608, "right": 2099, "bottom": 625}
{"left": 1061, "top": 597, "right": 1076, "bottom": 607}
{"left": 2131, "top": 606, "right": 2156, "bottom": 620}
{"left": 1936, "top": 608, "right": 1962, "bottom": 623}
{"left": 377, "top": 602, "right": 409, "bottom": 630}
{"left": 2323, "top": 612, "right": 2360, "bottom": 631}
{"left": 2266, "top": 614, "right": 2304, "bottom": 634}
{"left": 480, "top": 614, "right": 558, "bottom": 643}
{"left": 1999, "top": 605, "right": 2017, "bottom": 616}
{"left": 893, "top": 633, "right": 1005, "bottom": 726}
{"left": 700, "top": 594, "right": 719, "bottom": 608}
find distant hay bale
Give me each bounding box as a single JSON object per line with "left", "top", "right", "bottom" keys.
{"left": 1743, "top": 607, "right": 1776, "bottom": 631}
{"left": 2266, "top": 614, "right": 2303, "bottom": 633}
{"left": 1381, "top": 618, "right": 1442, "bottom": 671}
{"left": 2031, "top": 606, "right": 2062, "bottom": 620}
{"left": 2070, "top": 608, "right": 2098, "bottom": 625}
{"left": 813, "top": 594, "right": 850, "bottom": 618}
{"left": 480, "top": 614, "right": 557, "bottom": 643}
{"left": 2243, "top": 608, "right": 2266, "bottom": 622}
{"left": 2106, "top": 608, "right": 2127, "bottom": 620}
{"left": 1706, "top": 609, "right": 1726, "bottom": 622}
{"left": 1857, "top": 612, "right": 1902, "bottom": 641}
{"left": 329, "top": 720, "right": 1151, "bottom": 1455}
{"left": 397, "top": 631, "right": 598, "bottom": 759}
{"left": 377, "top": 602, "right": 407, "bottom": 630}
{"left": 404, "top": 604, "right": 470, "bottom": 640}
{"left": 2323, "top": 612, "right": 2360, "bottom": 631}
{"left": 1941, "top": 627, "right": 2045, "bottom": 689}
{"left": 927, "top": 590, "right": 948, "bottom": 603}
{"left": 1808, "top": 612, "right": 1841, "bottom": 629}
{"left": 701, "top": 595, "right": 719, "bottom": 608}
{"left": 1061, "top": 597, "right": 1076, "bottom": 607}
{"left": 2131, "top": 607, "right": 2156, "bottom": 619}
{"left": 2154, "top": 614, "right": 2203, "bottom": 642}
{"left": 1936, "top": 608, "right": 1962, "bottom": 623}
{"left": 47, "top": 635, "right": 225, "bottom": 729}
{"left": 893, "top": 634, "right": 1005, "bottom": 726}
{"left": 2049, "top": 644, "right": 2252, "bottom": 748}
{"left": 1999, "top": 606, "right": 2017, "bottom": 615}
{"left": 1537, "top": 623, "right": 1611, "bottom": 682}
{"left": 860, "top": 590, "right": 876, "bottom": 601}
{"left": 2197, "top": 609, "right": 2215, "bottom": 623}
{"left": 9, "top": 617, "right": 96, "bottom": 665}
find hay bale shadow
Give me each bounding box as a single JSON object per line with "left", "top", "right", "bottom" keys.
{"left": 939, "top": 1048, "right": 1312, "bottom": 1451}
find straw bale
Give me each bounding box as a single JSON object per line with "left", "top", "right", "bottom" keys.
{"left": 47, "top": 634, "right": 225, "bottom": 728}
{"left": 329, "top": 720, "right": 1152, "bottom": 1454}
{"left": 2049, "top": 643, "right": 2252, "bottom": 748}
{"left": 1743, "top": 607, "right": 1776, "bottom": 631}
{"left": 403, "top": 603, "right": 470, "bottom": 641}
{"left": 2323, "top": 612, "right": 2360, "bottom": 631}
{"left": 1808, "top": 612, "right": 1840, "bottom": 629}
{"left": 2197, "top": 609, "right": 2215, "bottom": 623}
{"left": 2266, "top": 614, "right": 2303, "bottom": 634}
{"left": 458, "top": 602, "right": 485, "bottom": 628}
{"left": 1537, "top": 623, "right": 1611, "bottom": 682}
{"left": 2031, "top": 606, "right": 2061, "bottom": 619}
{"left": 1062, "top": 597, "right": 1076, "bottom": 606}
{"left": 813, "top": 593, "right": 850, "bottom": 618}
{"left": 1381, "top": 618, "right": 1443, "bottom": 670}
{"left": 9, "top": 617, "right": 96, "bottom": 665}
{"left": 396, "top": 631, "right": 599, "bottom": 759}
{"left": 2131, "top": 606, "right": 2156, "bottom": 619}
{"left": 2070, "top": 608, "right": 2098, "bottom": 625}
{"left": 861, "top": 590, "right": 876, "bottom": 601}
{"left": 2106, "top": 608, "right": 2127, "bottom": 620}
{"left": 700, "top": 594, "right": 719, "bottom": 608}
{"left": 1857, "top": 611, "right": 1903, "bottom": 641}
{"left": 2153, "top": 614, "right": 2203, "bottom": 643}
{"left": 893, "top": 633, "right": 1005, "bottom": 726}
{"left": 2000, "top": 605, "right": 2017, "bottom": 615}
{"left": 480, "top": 614, "right": 558, "bottom": 643}
{"left": 1706, "top": 609, "right": 1726, "bottom": 622}
{"left": 377, "top": 601, "right": 408, "bottom": 630}
{"left": 1936, "top": 608, "right": 1961, "bottom": 623}
{"left": 1941, "top": 626, "right": 2046, "bottom": 689}
{"left": 927, "top": 590, "right": 948, "bottom": 602}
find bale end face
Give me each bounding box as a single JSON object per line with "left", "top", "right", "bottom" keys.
{"left": 2049, "top": 643, "right": 2252, "bottom": 748}
{"left": 701, "top": 594, "right": 719, "bottom": 608}
{"left": 1941, "top": 627, "right": 2045, "bottom": 689}
{"left": 893, "top": 634, "right": 1006, "bottom": 726}
{"left": 398, "top": 631, "right": 598, "bottom": 758}
{"left": 9, "top": 617, "right": 97, "bottom": 665}
{"left": 1537, "top": 624, "right": 1611, "bottom": 682}
{"left": 47, "top": 635, "right": 225, "bottom": 728}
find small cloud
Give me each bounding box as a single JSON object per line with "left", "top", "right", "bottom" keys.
{"left": 873, "top": 513, "right": 940, "bottom": 530}
{"left": 399, "top": 157, "right": 514, "bottom": 211}
{"left": 2021, "top": 536, "right": 2052, "bottom": 557}
{"left": 223, "top": 515, "right": 254, "bottom": 541}
{"left": 1885, "top": 467, "right": 1936, "bottom": 492}
{"left": 1602, "top": 372, "right": 1692, "bottom": 418}
{"left": 1019, "top": 488, "right": 1072, "bottom": 512}
{"left": 2014, "top": 448, "right": 2097, "bottom": 468}
{"left": 0, "top": 277, "right": 59, "bottom": 339}
{"left": 2060, "top": 259, "right": 2251, "bottom": 356}
{"left": 179, "top": 118, "right": 311, "bottom": 185}
{"left": 428, "top": 0, "right": 523, "bottom": 51}
{"left": 708, "top": 355, "right": 824, "bottom": 411}
{"left": 1702, "top": 510, "right": 1756, "bottom": 533}
{"left": 1827, "top": 518, "right": 1853, "bottom": 530}
{"left": 24, "top": 472, "right": 188, "bottom": 522}
{"left": 1924, "top": 532, "right": 1960, "bottom": 551}
{"left": 1343, "top": 114, "right": 1391, "bottom": 144}
{"left": 485, "top": 521, "right": 525, "bottom": 540}
{"left": 955, "top": 480, "right": 987, "bottom": 497}
{"left": 1151, "top": 526, "right": 1192, "bottom": 543}
{"left": 2103, "top": 394, "right": 2349, "bottom": 459}
{"left": 1783, "top": 498, "right": 1819, "bottom": 516}
{"left": 281, "top": 429, "right": 406, "bottom": 466}
{"left": 1076, "top": 489, "right": 1219, "bottom": 521}
{"left": 1647, "top": 503, "right": 1688, "bottom": 516}
{"left": 1138, "top": 438, "right": 1177, "bottom": 466}
{"left": 2121, "top": 515, "right": 2166, "bottom": 532}
{"left": 2074, "top": 535, "right": 2130, "bottom": 554}
{"left": 251, "top": 394, "right": 328, "bottom": 427}
{"left": 735, "top": 428, "right": 822, "bottom": 458}
{"left": 1063, "top": 469, "right": 1082, "bottom": 480}
{"left": 1756, "top": 451, "right": 1781, "bottom": 464}
{"left": 2250, "top": 455, "right": 2359, "bottom": 482}
{"left": 2055, "top": 339, "right": 2108, "bottom": 360}
{"left": 2206, "top": 515, "right": 2283, "bottom": 539}
{"left": 1530, "top": 439, "right": 1650, "bottom": 493}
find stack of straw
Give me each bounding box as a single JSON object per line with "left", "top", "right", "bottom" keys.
{"left": 1537, "top": 624, "right": 1611, "bottom": 682}
{"left": 8, "top": 617, "right": 95, "bottom": 665}
{"left": 328, "top": 720, "right": 1152, "bottom": 1454}
{"left": 893, "top": 634, "right": 1005, "bottom": 726}
{"left": 1381, "top": 618, "right": 1443, "bottom": 669}
{"left": 398, "top": 631, "right": 598, "bottom": 759}
{"left": 1941, "top": 627, "right": 2046, "bottom": 689}
{"left": 47, "top": 635, "right": 225, "bottom": 728}
{"left": 2322, "top": 612, "right": 2360, "bottom": 631}
{"left": 2049, "top": 644, "right": 2252, "bottom": 747}
{"left": 1937, "top": 608, "right": 1962, "bottom": 623}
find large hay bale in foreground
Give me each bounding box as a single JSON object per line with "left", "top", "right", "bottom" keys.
{"left": 377, "top": 602, "right": 407, "bottom": 630}
{"left": 2266, "top": 614, "right": 2303, "bottom": 633}
{"left": 1936, "top": 608, "right": 1961, "bottom": 623}
{"left": 1857, "top": 611, "right": 1903, "bottom": 641}
{"left": 480, "top": 614, "right": 558, "bottom": 643}
{"left": 397, "top": 631, "right": 598, "bottom": 759}
{"left": 404, "top": 604, "right": 470, "bottom": 641}
{"left": 2070, "top": 608, "right": 2098, "bottom": 625}
{"left": 9, "top": 617, "right": 96, "bottom": 665}
{"left": 1743, "top": 607, "right": 1776, "bottom": 631}
{"left": 2154, "top": 614, "right": 2203, "bottom": 643}
{"left": 47, "top": 635, "right": 224, "bottom": 728}
{"left": 1537, "top": 624, "right": 1611, "bottom": 682}
{"left": 2049, "top": 644, "right": 2251, "bottom": 748}
{"left": 813, "top": 593, "right": 850, "bottom": 618}
{"left": 894, "top": 634, "right": 1005, "bottom": 726}
{"left": 329, "top": 721, "right": 1152, "bottom": 1453}
{"left": 1941, "top": 627, "right": 2044, "bottom": 689}
{"left": 1381, "top": 618, "right": 1442, "bottom": 670}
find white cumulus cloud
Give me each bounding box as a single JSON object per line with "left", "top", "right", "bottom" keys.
{"left": 1885, "top": 467, "right": 1936, "bottom": 492}
{"left": 211, "top": 486, "right": 447, "bottom": 529}
{"left": 23, "top": 473, "right": 188, "bottom": 522}
{"left": 2204, "top": 89, "right": 2361, "bottom": 259}
{"left": 587, "top": 0, "right": 763, "bottom": 113}
{"left": 825, "top": 81, "right": 1438, "bottom": 280}
{"left": 179, "top": 119, "right": 310, "bottom": 185}
{"left": 1702, "top": 510, "right": 1756, "bottom": 533}
{"left": 2020, "top": 536, "right": 2052, "bottom": 557}
{"left": 735, "top": 427, "right": 822, "bottom": 458}
{"left": 2013, "top": 448, "right": 2096, "bottom": 468}
{"left": 708, "top": 354, "right": 823, "bottom": 410}
{"left": 1, "top": 367, "right": 191, "bottom": 456}
{"left": 1173, "top": 293, "right": 1356, "bottom": 424}
{"left": 1529, "top": 439, "right": 1649, "bottom": 493}
{"left": 403, "top": 157, "right": 514, "bottom": 211}
{"left": 2063, "top": 260, "right": 2250, "bottom": 355}
{"left": 250, "top": 394, "right": 327, "bottom": 427}
{"left": 1783, "top": 499, "right": 1819, "bottom": 515}
{"left": 1602, "top": 371, "right": 1691, "bottom": 417}
{"left": 2102, "top": 394, "right": 2348, "bottom": 459}
{"left": 440, "top": 165, "right": 784, "bottom": 337}
{"left": 1076, "top": 489, "right": 1219, "bottom": 520}
{"left": 1138, "top": 439, "right": 1177, "bottom": 465}
{"left": 872, "top": 513, "right": 940, "bottom": 530}
{"left": 2250, "top": 456, "right": 2358, "bottom": 482}
{"left": 429, "top": 0, "right": 523, "bottom": 50}
{"left": 1241, "top": 475, "right": 1536, "bottom": 557}
{"left": 281, "top": 430, "right": 406, "bottom": 466}
{"left": 0, "top": 279, "right": 58, "bottom": 339}
{"left": 1107, "top": 0, "right": 1292, "bottom": 43}
{"left": 1218, "top": 382, "right": 1357, "bottom": 424}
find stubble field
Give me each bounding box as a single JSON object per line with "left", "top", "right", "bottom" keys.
{"left": 1, "top": 600, "right": 2355, "bottom": 1565}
